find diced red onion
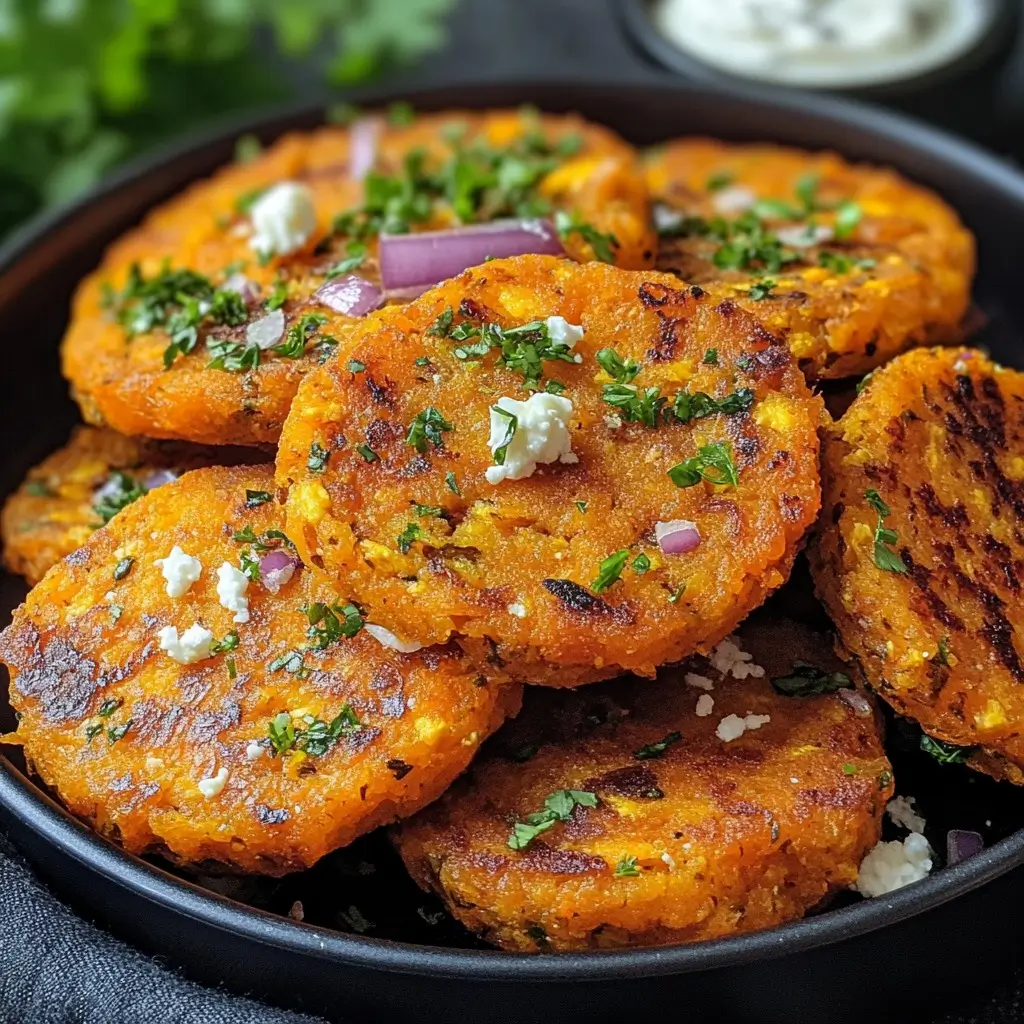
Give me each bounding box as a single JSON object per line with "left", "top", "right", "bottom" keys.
{"left": 222, "top": 272, "right": 260, "bottom": 303}
{"left": 776, "top": 223, "right": 834, "bottom": 248}
{"left": 712, "top": 185, "right": 756, "bottom": 215}
{"left": 839, "top": 688, "right": 873, "bottom": 717}
{"left": 364, "top": 623, "right": 424, "bottom": 654}
{"left": 946, "top": 829, "right": 984, "bottom": 866}
{"left": 142, "top": 469, "right": 179, "bottom": 491}
{"left": 655, "top": 520, "right": 701, "bottom": 555}
{"left": 314, "top": 275, "right": 384, "bottom": 317}
{"left": 349, "top": 117, "right": 382, "bottom": 182}
{"left": 246, "top": 308, "right": 286, "bottom": 350}
{"left": 259, "top": 549, "right": 299, "bottom": 594}
{"left": 379, "top": 219, "right": 564, "bottom": 296}
{"left": 92, "top": 477, "right": 126, "bottom": 504}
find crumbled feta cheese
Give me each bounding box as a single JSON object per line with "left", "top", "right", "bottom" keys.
{"left": 716, "top": 712, "right": 770, "bottom": 742}
{"left": 603, "top": 413, "right": 623, "bottom": 430}
{"left": 155, "top": 545, "right": 202, "bottom": 598}
{"left": 158, "top": 623, "right": 214, "bottom": 665}
{"left": 790, "top": 777, "right": 800, "bottom": 785}
{"left": 709, "top": 637, "right": 765, "bottom": 679}
{"left": 653, "top": 202, "right": 685, "bottom": 232}
{"left": 661, "top": 852, "right": 676, "bottom": 871}
{"left": 545, "top": 316, "right": 584, "bottom": 351}
{"left": 711, "top": 184, "right": 756, "bottom": 215}
{"left": 197, "top": 766, "right": 229, "bottom": 799}
{"left": 684, "top": 672, "right": 714, "bottom": 691}
{"left": 485, "top": 393, "right": 577, "bottom": 485}
{"left": 695, "top": 694, "right": 715, "bottom": 717}
{"left": 216, "top": 562, "right": 250, "bottom": 624}
{"left": 855, "top": 833, "right": 932, "bottom": 898}
{"left": 245, "top": 741, "right": 266, "bottom": 760}
{"left": 145, "top": 757, "right": 165, "bottom": 771}
{"left": 776, "top": 223, "right": 834, "bottom": 248}
{"left": 507, "top": 602, "right": 528, "bottom": 618}
{"left": 887, "top": 795, "right": 926, "bottom": 834}
{"left": 249, "top": 181, "right": 316, "bottom": 257}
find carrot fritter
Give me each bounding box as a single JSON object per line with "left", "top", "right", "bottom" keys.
{"left": 0, "top": 466, "right": 520, "bottom": 874}
{"left": 810, "top": 347, "right": 1024, "bottom": 784}
{"left": 646, "top": 139, "right": 974, "bottom": 381}
{"left": 277, "top": 254, "right": 824, "bottom": 687}
{"left": 62, "top": 109, "right": 653, "bottom": 446}
{"left": 393, "top": 616, "right": 892, "bottom": 952}
{"left": 1, "top": 427, "right": 263, "bottom": 586}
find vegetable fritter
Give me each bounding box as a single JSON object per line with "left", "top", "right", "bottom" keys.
{"left": 1, "top": 427, "right": 263, "bottom": 586}
{"left": 277, "top": 254, "right": 824, "bottom": 687}
{"left": 646, "top": 139, "right": 974, "bottom": 381}
{"left": 62, "top": 109, "right": 653, "bottom": 446}
{"left": 394, "top": 616, "right": 892, "bottom": 951}
{"left": 810, "top": 347, "right": 1024, "bottom": 784}
{"left": 0, "top": 466, "right": 520, "bottom": 874}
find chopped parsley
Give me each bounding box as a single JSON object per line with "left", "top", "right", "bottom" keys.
{"left": 93, "top": 472, "right": 147, "bottom": 524}
{"left": 231, "top": 526, "right": 294, "bottom": 553}
{"left": 411, "top": 502, "right": 446, "bottom": 518}
{"left": 554, "top": 209, "right": 618, "bottom": 263}
{"left": 632, "top": 552, "right": 651, "bottom": 574}
{"left": 356, "top": 443, "right": 378, "bottom": 463}
{"left": 574, "top": 500, "right": 588, "bottom": 514}
{"left": 267, "top": 705, "right": 361, "bottom": 757}
{"left": 97, "top": 698, "right": 122, "bottom": 718}
{"left": 596, "top": 347, "right": 640, "bottom": 385}
{"left": 427, "top": 306, "right": 454, "bottom": 337}
{"left": 450, "top": 317, "right": 578, "bottom": 390}
{"left": 748, "top": 278, "right": 776, "bottom": 301}
{"left": 107, "top": 722, "right": 131, "bottom": 744}
{"left": 325, "top": 241, "right": 368, "bottom": 279}
{"left": 387, "top": 100, "right": 416, "bottom": 126}
{"left": 819, "top": 251, "right": 876, "bottom": 275}
{"left": 25, "top": 480, "right": 53, "bottom": 497}
{"left": 591, "top": 549, "right": 629, "bottom": 593}
{"left": 601, "top": 383, "right": 666, "bottom": 427}
{"left": 347, "top": 359, "right": 366, "bottom": 374}
{"left": 245, "top": 489, "right": 274, "bottom": 508}
{"left": 668, "top": 441, "right": 739, "bottom": 489}
{"left": 920, "top": 734, "right": 974, "bottom": 765}
{"left": 671, "top": 387, "right": 754, "bottom": 425}
{"left": 113, "top": 557, "right": 134, "bottom": 581}
{"left": 444, "top": 471, "right": 461, "bottom": 495}
{"left": 275, "top": 311, "right": 327, "bottom": 359}
{"left": 937, "top": 635, "right": 952, "bottom": 667}
{"left": 706, "top": 171, "right": 735, "bottom": 192}
{"left": 855, "top": 369, "right": 876, "bottom": 395}
{"left": 771, "top": 661, "right": 852, "bottom": 697}
{"left": 303, "top": 601, "right": 363, "bottom": 649}
{"left": 85, "top": 724, "right": 103, "bottom": 744}
{"left": 265, "top": 278, "right": 288, "bottom": 311}
{"left": 842, "top": 763, "right": 857, "bottom": 776}
{"left": 865, "top": 489, "right": 908, "bottom": 573}
{"left": 397, "top": 522, "right": 421, "bottom": 553}
{"left": 702, "top": 348, "right": 718, "bottom": 366}
{"left": 634, "top": 731, "right": 682, "bottom": 760}
{"left": 211, "top": 630, "right": 240, "bottom": 654}
{"left": 834, "top": 200, "right": 862, "bottom": 239}
{"left": 268, "top": 650, "right": 307, "bottom": 676}
{"left": 614, "top": 855, "right": 641, "bottom": 878}
{"left": 308, "top": 442, "right": 331, "bottom": 474}
{"left": 507, "top": 789, "right": 599, "bottom": 851}
{"left": 406, "top": 407, "right": 453, "bottom": 453}
{"left": 205, "top": 338, "right": 261, "bottom": 374}
{"left": 227, "top": 657, "right": 237, "bottom": 680}
{"left": 490, "top": 406, "right": 517, "bottom": 466}
{"left": 667, "top": 585, "right": 685, "bottom": 604}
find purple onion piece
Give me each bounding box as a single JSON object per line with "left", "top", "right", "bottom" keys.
{"left": 839, "top": 688, "right": 873, "bottom": 717}
{"left": 142, "top": 469, "right": 179, "bottom": 491}
{"left": 246, "top": 308, "right": 286, "bottom": 350}
{"left": 314, "top": 275, "right": 384, "bottom": 317}
{"left": 378, "top": 218, "right": 564, "bottom": 294}
{"left": 946, "top": 829, "right": 984, "bottom": 866}
{"left": 222, "top": 272, "right": 261, "bottom": 303}
{"left": 259, "top": 549, "right": 300, "bottom": 594}
{"left": 349, "top": 117, "right": 382, "bottom": 181}
{"left": 654, "top": 519, "right": 701, "bottom": 555}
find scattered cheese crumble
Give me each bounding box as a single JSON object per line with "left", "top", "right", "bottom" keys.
{"left": 684, "top": 672, "right": 714, "bottom": 691}
{"left": 485, "top": 392, "right": 578, "bottom": 485}
{"left": 249, "top": 181, "right": 316, "bottom": 257}
{"left": 661, "top": 852, "right": 676, "bottom": 871}
{"left": 716, "top": 712, "right": 771, "bottom": 742}
{"left": 709, "top": 637, "right": 765, "bottom": 679}
{"left": 216, "top": 562, "right": 250, "bottom": 624}
{"left": 245, "top": 741, "right": 266, "bottom": 761}
{"left": 197, "top": 766, "right": 229, "bottom": 799}
{"left": 695, "top": 694, "right": 715, "bottom": 717}
{"left": 887, "top": 795, "right": 926, "bottom": 834}
{"left": 155, "top": 545, "right": 202, "bottom": 598}
{"left": 507, "top": 602, "right": 527, "bottom": 618}
{"left": 855, "top": 833, "right": 932, "bottom": 897}
{"left": 545, "top": 315, "right": 585, "bottom": 351}
{"left": 158, "top": 623, "right": 214, "bottom": 665}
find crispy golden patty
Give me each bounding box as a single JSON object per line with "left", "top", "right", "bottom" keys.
{"left": 810, "top": 347, "right": 1024, "bottom": 783}
{"left": 276, "top": 255, "right": 824, "bottom": 687}
{"left": 0, "top": 466, "right": 520, "bottom": 874}
{"left": 394, "top": 616, "right": 892, "bottom": 952}
{"left": 1, "top": 427, "right": 262, "bottom": 586}
{"left": 646, "top": 139, "right": 975, "bottom": 381}
{"left": 62, "top": 109, "right": 653, "bottom": 446}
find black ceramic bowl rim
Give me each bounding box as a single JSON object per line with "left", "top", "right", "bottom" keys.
{"left": 2, "top": 77, "right": 1024, "bottom": 983}
{"left": 615, "top": 0, "right": 1017, "bottom": 97}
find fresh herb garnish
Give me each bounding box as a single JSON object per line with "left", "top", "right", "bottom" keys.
{"left": 268, "top": 650, "right": 307, "bottom": 676}
{"left": 671, "top": 387, "right": 754, "bottom": 425}
{"left": 406, "top": 407, "right": 453, "bottom": 453}
{"left": 702, "top": 348, "right": 718, "bottom": 366}
{"left": 842, "top": 763, "right": 857, "bottom": 776}
{"left": 634, "top": 731, "right": 681, "bottom": 760}
{"left": 553, "top": 209, "right": 618, "bottom": 263}
{"left": 275, "top": 311, "right": 327, "bottom": 359}
{"left": 387, "top": 101, "right": 416, "bottom": 126}
{"left": 97, "top": 698, "right": 122, "bottom": 718}
{"left": 267, "top": 705, "right": 361, "bottom": 757}
{"left": 411, "top": 502, "right": 446, "bottom": 518}
{"left": 591, "top": 549, "right": 629, "bottom": 593}
{"left": 302, "top": 601, "right": 363, "bottom": 649}
{"left": 245, "top": 489, "right": 274, "bottom": 508}
{"left": 834, "top": 200, "right": 862, "bottom": 239}
{"left": 427, "top": 306, "right": 454, "bottom": 337}
{"left": 348, "top": 359, "right": 366, "bottom": 373}
{"left": 308, "top": 442, "right": 331, "bottom": 474}
{"left": 668, "top": 441, "right": 739, "bottom": 489}
{"left": 397, "top": 522, "right": 421, "bottom": 553}
{"left": 491, "top": 406, "right": 518, "bottom": 466}
{"left": 265, "top": 278, "right": 288, "bottom": 311}
{"left": 632, "top": 552, "right": 651, "bottom": 574}
{"left": 445, "top": 471, "right": 461, "bottom": 495}
{"left": 596, "top": 347, "right": 640, "bottom": 385}
{"left": 325, "top": 241, "right": 368, "bottom": 279}
{"left": 25, "top": 480, "right": 53, "bottom": 497}
{"left": 205, "top": 338, "right": 261, "bottom": 374}
{"left": 920, "top": 734, "right": 974, "bottom": 765}
{"left": 85, "top": 723, "right": 103, "bottom": 744}
{"left": 574, "top": 500, "right": 588, "bottom": 513}
{"left": 93, "top": 472, "right": 147, "bottom": 524}
{"left": 706, "top": 171, "right": 735, "bottom": 192}
{"left": 771, "top": 661, "right": 852, "bottom": 697}
{"left": 865, "top": 489, "right": 908, "bottom": 573}
{"left": 227, "top": 657, "right": 237, "bottom": 680}
{"left": 211, "top": 630, "right": 240, "bottom": 654}
{"left": 356, "top": 443, "right": 378, "bottom": 463}
{"left": 450, "top": 318, "right": 578, "bottom": 390}
{"left": 231, "top": 525, "right": 295, "bottom": 553}
{"left": 507, "top": 789, "right": 599, "bottom": 851}
{"left": 614, "top": 855, "right": 641, "bottom": 878}
{"left": 937, "top": 635, "right": 952, "bottom": 667}
{"left": 748, "top": 278, "right": 776, "bottom": 301}
{"left": 113, "top": 557, "right": 134, "bottom": 581}
{"left": 107, "top": 722, "right": 131, "bottom": 744}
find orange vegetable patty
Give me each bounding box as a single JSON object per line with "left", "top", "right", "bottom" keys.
{"left": 277, "top": 255, "right": 824, "bottom": 686}
{"left": 0, "top": 466, "right": 520, "bottom": 874}
{"left": 394, "top": 616, "right": 892, "bottom": 952}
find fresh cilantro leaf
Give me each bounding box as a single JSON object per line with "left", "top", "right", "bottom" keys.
{"left": 592, "top": 549, "right": 629, "bottom": 593}
{"left": 596, "top": 348, "right": 640, "bottom": 384}
{"left": 748, "top": 278, "right": 776, "bottom": 301}
{"left": 632, "top": 552, "right": 651, "bottom": 574}
{"left": 507, "top": 789, "right": 599, "bottom": 851}
{"left": 668, "top": 441, "right": 739, "bottom": 489}
{"left": 93, "top": 472, "right": 147, "bottom": 524}
{"left": 614, "top": 855, "right": 641, "bottom": 878}
{"left": 303, "top": 601, "right": 363, "bottom": 649}
{"left": 634, "top": 731, "right": 682, "bottom": 760}
{"left": 445, "top": 471, "right": 461, "bottom": 495}
{"left": 245, "top": 489, "right": 274, "bottom": 508}
{"left": 706, "top": 171, "right": 735, "bottom": 192}
{"left": 406, "top": 407, "right": 453, "bottom": 452}
{"left": 771, "top": 661, "right": 852, "bottom": 697}
{"left": 397, "top": 522, "right": 420, "bottom": 553}
{"left": 865, "top": 489, "right": 908, "bottom": 573}
{"left": 553, "top": 209, "right": 618, "bottom": 263}
{"left": 356, "top": 444, "right": 378, "bottom": 463}
{"left": 834, "top": 200, "right": 862, "bottom": 239}
{"left": 920, "top": 734, "right": 974, "bottom": 765}
{"left": 113, "top": 557, "right": 135, "bottom": 581}
{"left": 491, "top": 406, "right": 517, "bottom": 466}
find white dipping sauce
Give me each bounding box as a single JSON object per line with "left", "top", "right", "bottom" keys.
{"left": 652, "top": 0, "right": 993, "bottom": 88}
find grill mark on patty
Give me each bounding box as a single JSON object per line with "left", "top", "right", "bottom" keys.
{"left": 900, "top": 550, "right": 965, "bottom": 632}
{"left": 583, "top": 764, "right": 664, "bottom": 800}
{"left": 541, "top": 579, "right": 633, "bottom": 624}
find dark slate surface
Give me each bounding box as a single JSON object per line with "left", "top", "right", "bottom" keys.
{"left": 2, "top": 0, "right": 1024, "bottom": 1021}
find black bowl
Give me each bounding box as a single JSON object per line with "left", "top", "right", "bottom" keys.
{"left": 3, "top": 80, "right": 1024, "bottom": 1024}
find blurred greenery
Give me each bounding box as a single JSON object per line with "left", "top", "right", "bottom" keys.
{"left": 0, "top": 0, "right": 457, "bottom": 235}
